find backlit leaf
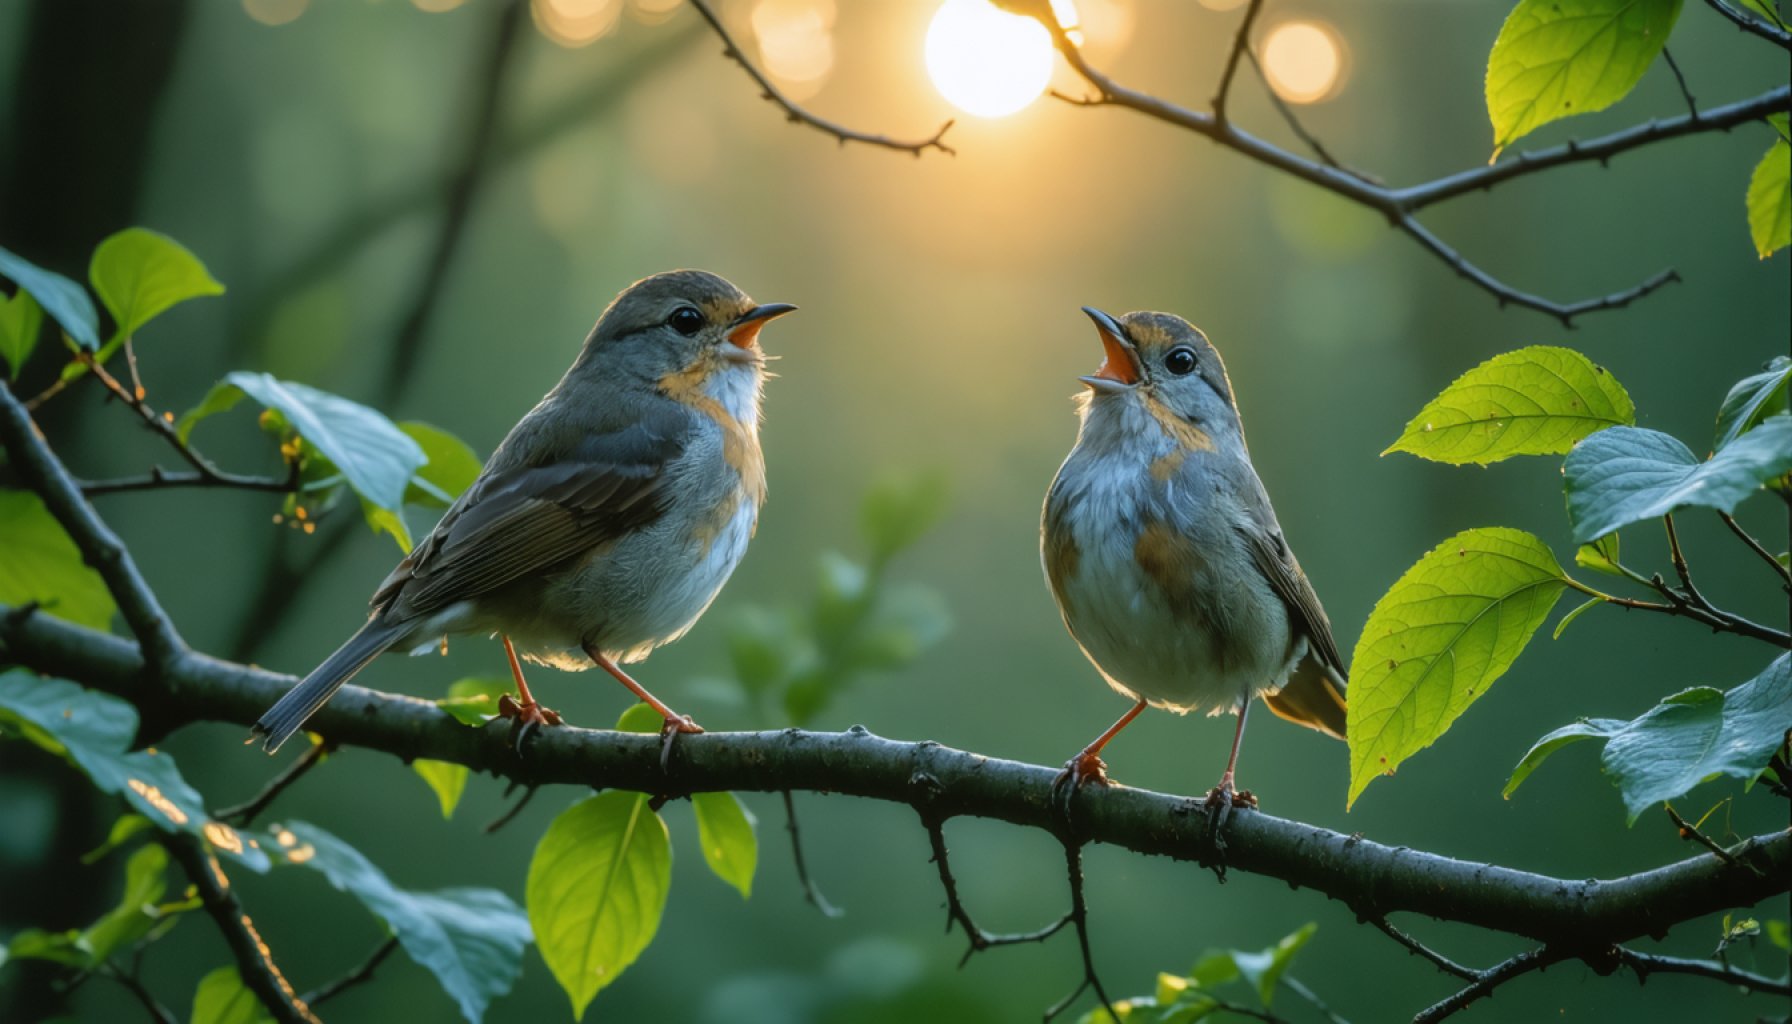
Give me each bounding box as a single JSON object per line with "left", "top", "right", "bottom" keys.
{"left": 1348, "top": 529, "right": 1568, "bottom": 807}
{"left": 413, "top": 760, "right": 468, "bottom": 819}
{"left": 401, "top": 421, "right": 482, "bottom": 507}
{"left": 88, "top": 228, "right": 224, "bottom": 341}
{"left": 1386, "top": 346, "right": 1634, "bottom": 464}
{"left": 0, "top": 489, "right": 117, "bottom": 631}
{"left": 1748, "top": 114, "right": 1790, "bottom": 259}
{"left": 190, "top": 966, "right": 274, "bottom": 1024}
{"left": 692, "top": 791, "right": 757, "bottom": 899}
{"left": 0, "top": 287, "right": 43, "bottom": 379}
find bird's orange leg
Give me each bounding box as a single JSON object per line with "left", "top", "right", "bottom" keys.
{"left": 583, "top": 644, "right": 703, "bottom": 735}
{"left": 496, "top": 635, "right": 563, "bottom": 730}
{"left": 1205, "top": 698, "right": 1259, "bottom": 816}
{"left": 1054, "top": 698, "right": 1148, "bottom": 806}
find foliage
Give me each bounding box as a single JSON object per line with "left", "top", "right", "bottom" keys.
{"left": 1077, "top": 923, "right": 1320, "bottom": 1023}
{"left": 1749, "top": 114, "right": 1790, "bottom": 258}
{"left": 0, "top": 490, "right": 117, "bottom": 631}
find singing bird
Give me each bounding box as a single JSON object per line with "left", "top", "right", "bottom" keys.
{"left": 1040, "top": 307, "right": 1347, "bottom": 811}
{"left": 253, "top": 270, "right": 795, "bottom": 753}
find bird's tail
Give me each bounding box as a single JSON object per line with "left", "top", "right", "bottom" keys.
{"left": 251, "top": 619, "right": 403, "bottom": 753}
{"left": 1264, "top": 656, "right": 1348, "bottom": 741}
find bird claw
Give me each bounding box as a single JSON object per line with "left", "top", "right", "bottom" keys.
{"left": 657, "top": 714, "right": 703, "bottom": 772}
{"left": 1201, "top": 780, "right": 1256, "bottom": 863}
{"left": 1051, "top": 749, "right": 1113, "bottom": 829}
{"left": 498, "top": 694, "right": 563, "bottom": 757}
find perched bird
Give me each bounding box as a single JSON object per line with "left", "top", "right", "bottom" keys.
{"left": 1040, "top": 307, "right": 1346, "bottom": 811}
{"left": 252, "top": 270, "right": 795, "bottom": 754}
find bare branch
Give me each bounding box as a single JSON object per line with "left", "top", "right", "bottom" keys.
{"left": 482, "top": 781, "right": 539, "bottom": 835}
{"left": 1615, "top": 946, "right": 1792, "bottom": 996}
{"left": 81, "top": 464, "right": 299, "bottom": 498}
{"left": 1704, "top": 0, "right": 1792, "bottom": 47}
{"left": 1243, "top": 48, "right": 1374, "bottom": 181}
{"left": 213, "top": 740, "right": 333, "bottom": 828}
{"left": 924, "top": 814, "right": 1071, "bottom": 967}
{"left": 688, "top": 0, "right": 954, "bottom": 157}
{"left": 98, "top": 963, "right": 178, "bottom": 1024}
{"left": 1043, "top": 841, "right": 1117, "bottom": 1023}
{"left": 1368, "top": 917, "right": 1477, "bottom": 981}
{"left": 0, "top": 381, "right": 186, "bottom": 668}
{"left": 784, "top": 790, "right": 844, "bottom": 917}
{"left": 1412, "top": 947, "right": 1572, "bottom": 1024}
{"left": 1718, "top": 511, "right": 1792, "bottom": 588}
{"left": 300, "top": 937, "right": 401, "bottom": 1009}
{"left": 1663, "top": 804, "right": 1764, "bottom": 876}
{"left": 1211, "top": 0, "right": 1263, "bottom": 124}
{"left": 165, "top": 835, "right": 319, "bottom": 1024}
{"left": 1659, "top": 49, "right": 1700, "bottom": 119}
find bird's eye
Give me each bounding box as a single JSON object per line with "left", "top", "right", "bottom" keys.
{"left": 1164, "top": 346, "right": 1197, "bottom": 376}
{"left": 668, "top": 307, "right": 704, "bottom": 336}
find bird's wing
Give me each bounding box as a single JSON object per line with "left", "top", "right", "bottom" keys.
{"left": 375, "top": 407, "right": 688, "bottom": 621}
{"left": 1234, "top": 505, "right": 1349, "bottom": 740}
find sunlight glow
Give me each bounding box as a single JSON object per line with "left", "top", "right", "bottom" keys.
{"left": 925, "top": 0, "right": 1055, "bottom": 119}
{"left": 1261, "top": 20, "right": 1346, "bottom": 105}
{"left": 753, "top": 0, "right": 837, "bottom": 101}
{"left": 243, "top": 0, "right": 309, "bottom": 26}
{"left": 532, "top": 0, "right": 622, "bottom": 48}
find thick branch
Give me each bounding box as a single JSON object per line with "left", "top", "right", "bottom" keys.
{"left": 165, "top": 835, "right": 319, "bottom": 1024}
{"left": 5, "top": 610, "right": 1786, "bottom": 953}
{"left": 688, "top": 0, "right": 954, "bottom": 156}
{"left": 0, "top": 381, "right": 185, "bottom": 668}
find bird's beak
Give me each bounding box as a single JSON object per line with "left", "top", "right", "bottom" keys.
{"left": 727, "top": 303, "right": 798, "bottom": 351}
{"left": 1079, "top": 306, "right": 1140, "bottom": 392}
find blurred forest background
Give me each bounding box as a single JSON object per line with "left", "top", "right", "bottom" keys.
{"left": 1, "top": 0, "right": 1786, "bottom": 1021}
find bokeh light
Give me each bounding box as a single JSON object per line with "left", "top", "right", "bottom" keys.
{"left": 752, "top": 0, "right": 837, "bottom": 102}
{"left": 924, "top": 0, "right": 1055, "bottom": 119}
{"left": 531, "top": 0, "right": 623, "bottom": 48}
{"left": 629, "top": 0, "right": 684, "bottom": 24}
{"left": 1197, "top": 0, "right": 1249, "bottom": 10}
{"left": 242, "top": 0, "right": 309, "bottom": 27}
{"left": 410, "top": 0, "right": 468, "bottom": 12}
{"left": 1261, "top": 20, "right": 1347, "bottom": 104}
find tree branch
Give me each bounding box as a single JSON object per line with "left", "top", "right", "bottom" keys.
{"left": 784, "top": 790, "right": 844, "bottom": 917}
{"left": 300, "top": 937, "right": 401, "bottom": 1009}
{"left": 165, "top": 835, "right": 319, "bottom": 1024}
{"left": 687, "top": 0, "right": 954, "bottom": 156}
{"left": 1043, "top": 841, "right": 1116, "bottom": 1023}
{"left": 1412, "top": 947, "right": 1572, "bottom": 1024}
{"left": 212, "top": 739, "right": 333, "bottom": 828}
{"left": 1704, "top": 0, "right": 1792, "bottom": 48}
{"left": 924, "top": 814, "right": 1071, "bottom": 966}
{"left": 5, "top": 609, "right": 1786, "bottom": 953}
{"left": 1719, "top": 511, "right": 1792, "bottom": 588}
{"left": 1615, "top": 946, "right": 1792, "bottom": 996}
{"left": 1367, "top": 917, "right": 1477, "bottom": 981}
{"left": 1210, "top": 0, "right": 1263, "bottom": 125}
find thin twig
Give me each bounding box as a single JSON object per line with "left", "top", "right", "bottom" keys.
{"left": 214, "top": 740, "right": 333, "bottom": 827}
{"left": 1704, "top": 0, "right": 1792, "bottom": 47}
{"left": 300, "top": 937, "right": 401, "bottom": 1008}
{"left": 1369, "top": 917, "right": 1477, "bottom": 981}
{"left": 1211, "top": 0, "right": 1263, "bottom": 124}
{"left": 1279, "top": 975, "right": 1350, "bottom": 1024}
{"left": 1413, "top": 947, "right": 1572, "bottom": 1024}
{"left": 1718, "top": 512, "right": 1792, "bottom": 588}
{"left": 1564, "top": 575, "right": 1792, "bottom": 648}
{"left": 924, "top": 814, "right": 1071, "bottom": 967}
{"left": 482, "top": 782, "right": 538, "bottom": 835}
{"left": 1043, "top": 842, "right": 1117, "bottom": 1023}
{"left": 0, "top": 380, "right": 186, "bottom": 668}
{"left": 98, "top": 963, "right": 178, "bottom": 1024}
{"left": 81, "top": 464, "right": 299, "bottom": 497}
{"left": 1616, "top": 946, "right": 1792, "bottom": 995}
{"left": 782, "top": 790, "right": 843, "bottom": 917}
{"left": 1243, "top": 48, "right": 1374, "bottom": 181}
{"left": 1663, "top": 515, "right": 1702, "bottom": 601}
{"left": 1659, "top": 49, "right": 1699, "bottom": 119}
{"left": 165, "top": 835, "right": 319, "bottom": 1024}
{"left": 1664, "top": 804, "right": 1763, "bottom": 876}
{"left": 688, "top": 0, "right": 954, "bottom": 156}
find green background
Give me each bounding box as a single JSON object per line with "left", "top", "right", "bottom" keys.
{"left": 1, "top": 1, "right": 1786, "bottom": 1021}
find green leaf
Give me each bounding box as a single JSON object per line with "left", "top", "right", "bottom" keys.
{"left": 0, "top": 672, "right": 268, "bottom": 871}
{"left": 1347, "top": 529, "right": 1569, "bottom": 807}
{"left": 270, "top": 821, "right": 531, "bottom": 1024}
{"left": 190, "top": 966, "right": 274, "bottom": 1024}
{"left": 401, "top": 421, "right": 482, "bottom": 507}
{"left": 1550, "top": 596, "right": 1602, "bottom": 639}
{"left": 82, "top": 814, "right": 155, "bottom": 865}
{"left": 724, "top": 607, "right": 794, "bottom": 696}
{"left": 1502, "top": 718, "right": 1626, "bottom": 797}
{"left": 691, "top": 791, "right": 757, "bottom": 899}
{"left": 614, "top": 702, "right": 665, "bottom": 734}
{"left": 1564, "top": 417, "right": 1792, "bottom": 543}
{"left": 1748, "top": 114, "right": 1790, "bottom": 259}
{"left": 6, "top": 929, "right": 89, "bottom": 967}
{"left": 1715, "top": 355, "right": 1790, "bottom": 451}
{"left": 435, "top": 676, "right": 514, "bottom": 726}
{"left": 0, "top": 287, "right": 43, "bottom": 379}
{"left": 859, "top": 470, "right": 949, "bottom": 561}
{"left": 527, "top": 792, "right": 671, "bottom": 1020}
{"left": 1228, "top": 923, "right": 1317, "bottom": 1008}
{"left": 1385, "top": 346, "right": 1635, "bottom": 465}
{"left": 1601, "top": 655, "right": 1791, "bottom": 821}
{"left": 88, "top": 228, "right": 224, "bottom": 342}
{"left": 1768, "top": 919, "right": 1790, "bottom": 952}
{"left": 1485, "top": 0, "right": 1684, "bottom": 154}
{"left": 0, "top": 489, "right": 117, "bottom": 630}
{"left": 82, "top": 844, "right": 169, "bottom": 965}
{"left": 413, "top": 760, "right": 468, "bottom": 819}
{"left": 850, "top": 584, "right": 952, "bottom": 671}
{"left": 1573, "top": 532, "right": 1623, "bottom": 577}
{"left": 181, "top": 372, "right": 425, "bottom": 516}
{"left": 0, "top": 244, "right": 99, "bottom": 350}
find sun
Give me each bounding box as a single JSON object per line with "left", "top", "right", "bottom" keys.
{"left": 924, "top": 0, "right": 1056, "bottom": 119}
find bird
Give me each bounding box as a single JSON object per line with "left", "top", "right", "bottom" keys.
{"left": 1039, "top": 306, "right": 1346, "bottom": 814}
{"left": 251, "top": 270, "right": 795, "bottom": 754}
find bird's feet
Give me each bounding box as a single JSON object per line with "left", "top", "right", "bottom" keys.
{"left": 498, "top": 694, "right": 564, "bottom": 755}
{"left": 1201, "top": 775, "right": 1256, "bottom": 850}
{"left": 1051, "top": 748, "right": 1115, "bottom": 826}
{"left": 655, "top": 713, "right": 704, "bottom": 772}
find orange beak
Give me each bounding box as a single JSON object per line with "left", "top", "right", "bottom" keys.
{"left": 727, "top": 303, "right": 798, "bottom": 349}
{"left": 1080, "top": 306, "right": 1140, "bottom": 390}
